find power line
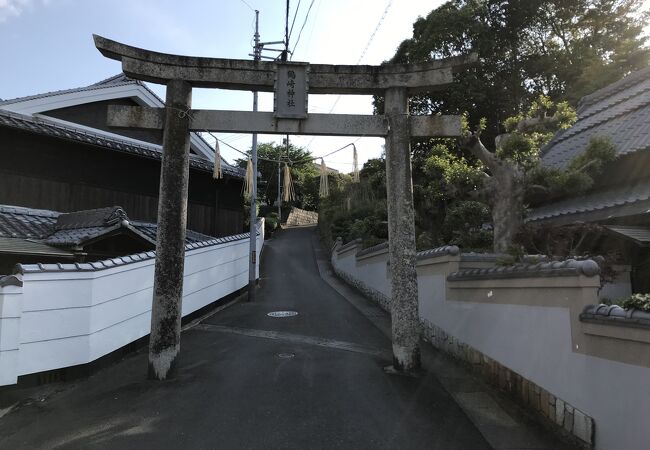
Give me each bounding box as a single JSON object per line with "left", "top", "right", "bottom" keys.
{"left": 355, "top": 0, "right": 392, "bottom": 65}
{"left": 302, "top": 1, "right": 392, "bottom": 152}
{"left": 303, "top": 0, "right": 321, "bottom": 55}
{"left": 326, "top": 0, "right": 392, "bottom": 113}
{"left": 201, "top": 128, "right": 356, "bottom": 167}
{"left": 290, "top": 0, "right": 316, "bottom": 58}
{"left": 288, "top": 0, "right": 302, "bottom": 41}
{"left": 239, "top": 0, "right": 255, "bottom": 12}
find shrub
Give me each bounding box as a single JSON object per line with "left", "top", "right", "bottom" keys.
{"left": 604, "top": 293, "right": 650, "bottom": 312}
{"left": 264, "top": 215, "right": 278, "bottom": 235}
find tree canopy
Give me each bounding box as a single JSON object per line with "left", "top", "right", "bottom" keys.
{"left": 378, "top": 0, "right": 648, "bottom": 145}
{"left": 236, "top": 140, "right": 320, "bottom": 211}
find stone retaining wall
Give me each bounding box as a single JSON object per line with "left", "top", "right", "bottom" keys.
{"left": 285, "top": 207, "right": 318, "bottom": 226}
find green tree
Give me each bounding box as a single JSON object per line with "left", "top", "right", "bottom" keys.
{"left": 236, "top": 140, "right": 320, "bottom": 211}
{"left": 377, "top": 0, "right": 648, "bottom": 145}
{"left": 460, "top": 96, "right": 615, "bottom": 252}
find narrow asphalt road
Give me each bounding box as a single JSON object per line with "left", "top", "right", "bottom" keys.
{"left": 0, "top": 227, "right": 490, "bottom": 449}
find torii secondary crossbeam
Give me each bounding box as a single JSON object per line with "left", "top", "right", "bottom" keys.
{"left": 93, "top": 35, "right": 476, "bottom": 379}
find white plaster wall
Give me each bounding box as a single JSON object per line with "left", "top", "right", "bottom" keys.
{"left": 0, "top": 283, "right": 22, "bottom": 385}
{"left": 0, "top": 228, "right": 263, "bottom": 386}
{"left": 333, "top": 250, "right": 650, "bottom": 450}
{"left": 333, "top": 247, "right": 359, "bottom": 275}
{"left": 355, "top": 254, "right": 390, "bottom": 298}
{"left": 418, "top": 276, "right": 650, "bottom": 450}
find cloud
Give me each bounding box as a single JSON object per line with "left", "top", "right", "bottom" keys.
{"left": 0, "top": 0, "right": 51, "bottom": 22}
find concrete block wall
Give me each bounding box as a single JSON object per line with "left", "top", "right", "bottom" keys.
{"left": 0, "top": 221, "right": 264, "bottom": 386}
{"left": 331, "top": 239, "right": 650, "bottom": 450}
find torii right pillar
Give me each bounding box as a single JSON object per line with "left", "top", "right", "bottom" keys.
{"left": 385, "top": 87, "right": 420, "bottom": 372}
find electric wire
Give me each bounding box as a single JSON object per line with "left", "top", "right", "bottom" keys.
{"left": 239, "top": 0, "right": 255, "bottom": 12}
{"left": 301, "top": 0, "right": 392, "bottom": 151}
{"left": 288, "top": 0, "right": 302, "bottom": 42}
{"left": 290, "top": 0, "right": 316, "bottom": 59}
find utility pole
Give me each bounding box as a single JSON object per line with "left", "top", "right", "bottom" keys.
{"left": 278, "top": 0, "right": 289, "bottom": 221}
{"left": 248, "top": 10, "right": 260, "bottom": 302}
{"left": 277, "top": 138, "right": 283, "bottom": 219}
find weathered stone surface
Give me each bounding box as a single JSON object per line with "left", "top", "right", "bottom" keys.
{"left": 556, "top": 398, "right": 565, "bottom": 426}
{"left": 148, "top": 79, "right": 192, "bottom": 380}
{"left": 385, "top": 87, "right": 420, "bottom": 372}
{"left": 95, "top": 34, "right": 477, "bottom": 94}
{"left": 529, "top": 383, "right": 540, "bottom": 410}
{"left": 576, "top": 409, "right": 594, "bottom": 444}
{"left": 563, "top": 404, "right": 574, "bottom": 433}
{"left": 107, "top": 106, "right": 462, "bottom": 138}
{"left": 521, "top": 379, "right": 529, "bottom": 404}
{"left": 540, "top": 390, "right": 549, "bottom": 417}
{"left": 285, "top": 207, "right": 318, "bottom": 226}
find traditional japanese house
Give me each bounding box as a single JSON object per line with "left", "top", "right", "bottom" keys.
{"left": 0, "top": 74, "right": 245, "bottom": 269}
{"left": 528, "top": 65, "right": 650, "bottom": 294}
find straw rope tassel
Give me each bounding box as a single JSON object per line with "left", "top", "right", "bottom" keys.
{"left": 243, "top": 158, "right": 253, "bottom": 197}
{"left": 352, "top": 144, "right": 360, "bottom": 183}
{"left": 319, "top": 158, "right": 329, "bottom": 197}
{"left": 283, "top": 163, "right": 296, "bottom": 202}
{"left": 213, "top": 139, "right": 222, "bottom": 179}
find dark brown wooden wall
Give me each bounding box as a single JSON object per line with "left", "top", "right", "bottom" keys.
{"left": 0, "top": 127, "right": 244, "bottom": 237}
{"left": 41, "top": 99, "right": 207, "bottom": 157}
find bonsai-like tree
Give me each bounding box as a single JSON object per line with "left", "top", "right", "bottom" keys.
{"left": 460, "top": 96, "right": 615, "bottom": 253}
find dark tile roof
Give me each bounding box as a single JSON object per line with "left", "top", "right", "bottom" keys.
{"left": 0, "top": 204, "right": 214, "bottom": 250}
{"left": 0, "top": 73, "right": 164, "bottom": 107}
{"left": 0, "top": 205, "right": 58, "bottom": 239}
{"left": 604, "top": 225, "right": 650, "bottom": 246}
{"left": 0, "top": 109, "right": 245, "bottom": 178}
{"left": 44, "top": 225, "right": 152, "bottom": 247}
{"left": 541, "top": 66, "right": 650, "bottom": 169}
{"left": 527, "top": 179, "right": 650, "bottom": 222}
{"left": 130, "top": 221, "right": 213, "bottom": 244}
{"left": 55, "top": 206, "right": 129, "bottom": 230}
{"left": 0, "top": 236, "right": 75, "bottom": 258}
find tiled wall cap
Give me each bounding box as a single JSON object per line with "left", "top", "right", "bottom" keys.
{"left": 0, "top": 274, "right": 22, "bottom": 287}
{"left": 417, "top": 245, "right": 461, "bottom": 259}
{"left": 356, "top": 241, "right": 389, "bottom": 258}
{"left": 336, "top": 238, "right": 363, "bottom": 253}
{"left": 580, "top": 303, "right": 650, "bottom": 329}
{"left": 448, "top": 257, "right": 601, "bottom": 280}
{"left": 16, "top": 231, "right": 252, "bottom": 273}
{"left": 461, "top": 252, "right": 502, "bottom": 262}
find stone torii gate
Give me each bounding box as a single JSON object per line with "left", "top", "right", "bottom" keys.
{"left": 93, "top": 35, "right": 476, "bottom": 379}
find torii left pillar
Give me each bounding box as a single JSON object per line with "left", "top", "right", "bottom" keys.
{"left": 385, "top": 87, "right": 420, "bottom": 372}
{"left": 148, "top": 79, "right": 192, "bottom": 380}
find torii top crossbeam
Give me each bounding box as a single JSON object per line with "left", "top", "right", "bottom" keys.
{"left": 94, "top": 35, "right": 476, "bottom": 95}
{"left": 93, "top": 35, "right": 476, "bottom": 138}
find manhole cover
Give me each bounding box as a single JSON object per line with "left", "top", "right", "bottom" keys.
{"left": 277, "top": 352, "right": 295, "bottom": 359}
{"left": 267, "top": 311, "right": 299, "bottom": 318}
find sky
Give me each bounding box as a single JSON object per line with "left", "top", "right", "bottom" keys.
{"left": 0, "top": 0, "right": 446, "bottom": 172}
